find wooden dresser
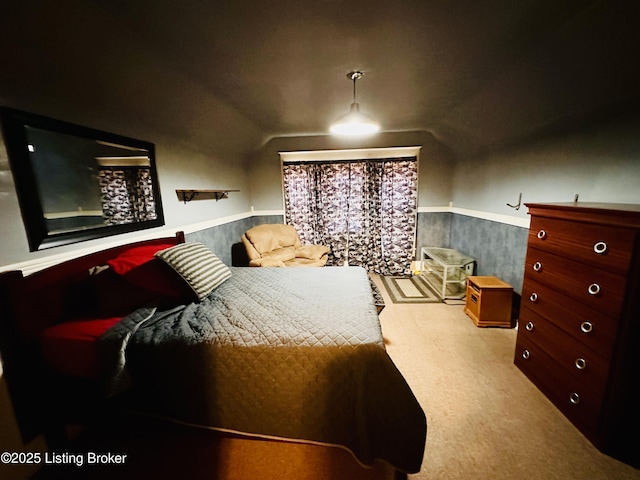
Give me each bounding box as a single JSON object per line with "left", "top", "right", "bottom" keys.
{"left": 514, "top": 203, "right": 640, "bottom": 467}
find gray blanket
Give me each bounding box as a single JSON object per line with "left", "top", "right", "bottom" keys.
{"left": 101, "top": 266, "right": 426, "bottom": 473}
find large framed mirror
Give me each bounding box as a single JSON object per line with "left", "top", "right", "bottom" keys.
{"left": 1, "top": 107, "right": 165, "bottom": 251}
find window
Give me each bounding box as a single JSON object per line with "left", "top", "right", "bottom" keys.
{"left": 281, "top": 147, "right": 420, "bottom": 275}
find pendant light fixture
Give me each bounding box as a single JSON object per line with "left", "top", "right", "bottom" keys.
{"left": 330, "top": 71, "right": 380, "bottom": 136}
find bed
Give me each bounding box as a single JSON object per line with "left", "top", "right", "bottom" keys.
{"left": 0, "top": 232, "right": 426, "bottom": 479}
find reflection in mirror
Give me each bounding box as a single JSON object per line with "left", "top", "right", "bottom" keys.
{"left": 95, "top": 145, "right": 157, "bottom": 226}
{"left": 1, "top": 108, "right": 164, "bottom": 250}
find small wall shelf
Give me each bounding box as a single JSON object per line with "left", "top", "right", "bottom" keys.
{"left": 176, "top": 189, "right": 239, "bottom": 204}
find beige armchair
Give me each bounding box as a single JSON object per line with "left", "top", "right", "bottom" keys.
{"left": 241, "top": 224, "right": 330, "bottom": 267}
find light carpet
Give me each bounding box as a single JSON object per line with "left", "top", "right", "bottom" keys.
{"left": 370, "top": 274, "right": 640, "bottom": 480}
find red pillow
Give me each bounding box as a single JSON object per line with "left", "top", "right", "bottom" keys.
{"left": 40, "top": 317, "right": 123, "bottom": 380}
{"left": 107, "top": 244, "right": 175, "bottom": 274}
{"left": 122, "top": 259, "right": 195, "bottom": 303}
{"left": 89, "top": 268, "right": 161, "bottom": 317}
{"left": 104, "top": 243, "right": 194, "bottom": 305}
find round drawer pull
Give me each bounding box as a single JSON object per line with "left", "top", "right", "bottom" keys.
{"left": 533, "top": 262, "right": 543, "bottom": 272}
{"left": 575, "top": 358, "right": 587, "bottom": 370}
{"left": 588, "top": 283, "right": 601, "bottom": 296}
{"left": 593, "top": 241, "right": 608, "bottom": 255}
{"left": 537, "top": 230, "right": 547, "bottom": 240}
{"left": 529, "top": 292, "right": 539, "bottom": 303}
{"left": 569, "top": 392, "right": 580, "bottom": 405}
{"left": 580, "top": 321, "right": 593, "bottom": 334}
{"left": 525, "top": 322, "right": 534, "bottom": 331}
{"left": 522, "top": 349, "right": 531, "bottom": 360}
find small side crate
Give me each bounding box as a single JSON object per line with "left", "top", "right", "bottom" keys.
{"left": 464, "top": 276, "right": 513, "bottom": 328}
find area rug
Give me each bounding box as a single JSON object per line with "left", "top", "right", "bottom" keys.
{"left": 381, "top": 275, "right": 443, "bottom": 304}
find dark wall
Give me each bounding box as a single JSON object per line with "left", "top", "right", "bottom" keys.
{"left": 416, "top": 212, "right": 452, "bottom": 249}
{"left": 191, "top": 212, "right": 528, "bottom": 295}
{"left": 449, "top": 215, "right": 528, "bottom": 294}
{"left": 416, "top": 212, "right": 528, "bottom": 294}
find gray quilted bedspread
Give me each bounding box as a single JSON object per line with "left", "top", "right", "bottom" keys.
{"left": 101, "top": 266, "right": 426, "bottom": 473}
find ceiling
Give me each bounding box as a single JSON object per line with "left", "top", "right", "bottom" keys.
{"left": 91, "top": 0, "right": 639, "bottom": 157}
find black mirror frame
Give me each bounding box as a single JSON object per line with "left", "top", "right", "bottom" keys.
{"left": 1, "top": 107, "right": 165, "bottom": 251}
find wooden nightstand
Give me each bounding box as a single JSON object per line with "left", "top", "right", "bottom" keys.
{"left": 464, "top": 276, "right": 513, "bottom": 328}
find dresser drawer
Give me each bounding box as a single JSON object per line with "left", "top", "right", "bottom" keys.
{"left": 525, "top": 247, "right": 626, "bottom": 317}
{"left": 518, "top": 307, "right": 610, "bottom": 394}
{"left": 515, "top": 337, "right": 603, "bottom": 437}
{"left": 521, "top": 278, "right": 618, "bottom": 359}
{"left": 528, "top": 215, "right": 636, "bottom": 275}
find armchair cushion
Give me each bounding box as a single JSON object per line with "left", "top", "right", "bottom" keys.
{"left": 295, "top": 244, "right": 330, "bottom": 261}
{"left": 244, "top": 224, "right": 301, "bottom": 255}
{"left": 249, "top": 258, "right": 287, "bottom": 267}
{"left": 262, "top": 246, "right": 296, "bottom": 263}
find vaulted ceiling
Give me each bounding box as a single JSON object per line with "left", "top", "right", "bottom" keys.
{"left": 92, "top": 0, "right": 639, "bottom": 157}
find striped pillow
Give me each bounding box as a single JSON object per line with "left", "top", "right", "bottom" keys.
{"left": 155, "top": 242, "right": 232, "bottom": 301}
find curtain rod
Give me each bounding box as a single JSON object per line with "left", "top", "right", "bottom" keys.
{"left": 283, "top": 156, "right": 417, "bottom": 166}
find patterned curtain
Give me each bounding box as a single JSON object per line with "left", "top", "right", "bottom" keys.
{"left": 99, "top": 167, "right": 158, "bottom": 224}
{"left": 283, "top": 157, "right": 417, "bottom": 275}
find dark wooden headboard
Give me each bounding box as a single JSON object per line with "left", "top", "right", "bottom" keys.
{"left": 0, "top": 231, "right": 185, "bottom": 446}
